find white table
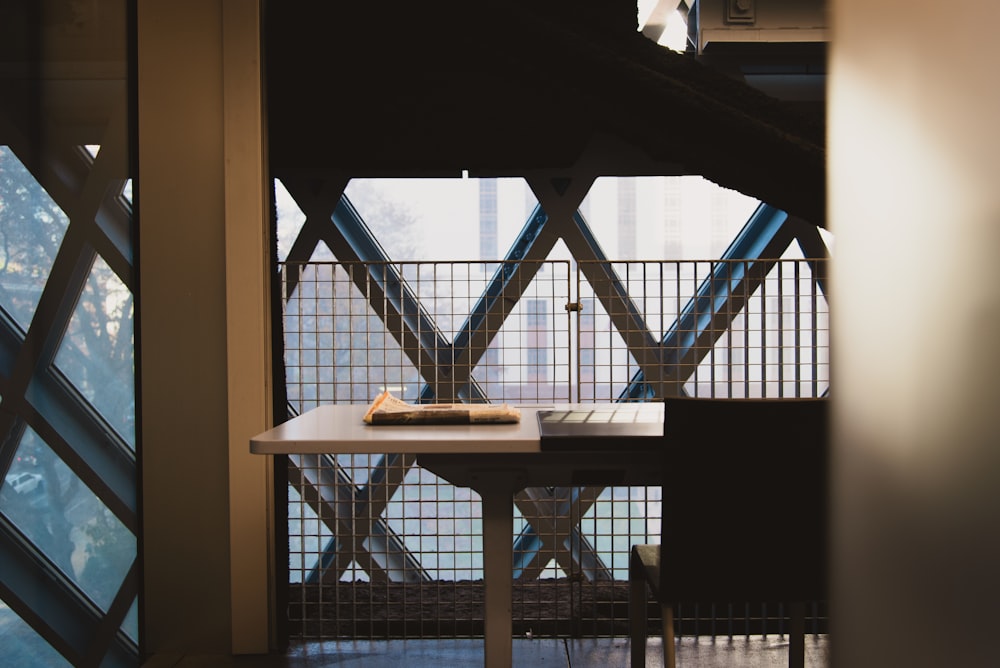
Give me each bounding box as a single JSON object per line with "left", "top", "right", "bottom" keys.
{"left": 251, "top": 403, "right": 663, "bottom": 668}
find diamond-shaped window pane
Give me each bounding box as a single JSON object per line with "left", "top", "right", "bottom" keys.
{"left": 637, "top": 0, "right": 689, "bottom": 50}
{"left": 275, "top": 179, "right": 306, "bottom": 263}
{"left": 345, "top": 178, "right": 534, "bottom": 262}
{"left": 0, "top": 146, "right": 71, "bottom": 330}
{"left": 0, "top": 593, "right": 72, "bottom": 667}
{"left": 582, "top": 176, "right": 759, "bottom": 261}
{"left": 0, "top": 427, "right": 135, "bottom": 611}
{"left": 122, "top": 597, "right": 139, "bottom": 643}
{"left": 53, "top": 255, "right": 135, "bottom": 449}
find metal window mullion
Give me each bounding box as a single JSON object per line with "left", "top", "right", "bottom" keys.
{"left": 8, "top": 227, "right": 94, "bottom": 383}
{"left": 80, "top": 558, "right": 139, "bottom": 668}
{"left": 0, "top": 513, "right": 105, "bottom": 666}
{"left": 21, "top": 370, "right": 136, "bottom": 530}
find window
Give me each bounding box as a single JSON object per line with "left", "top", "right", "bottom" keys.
{"left": 0, "top": 2, "right": 137, "bottom": 663}
{"left": 274, "top": 174, "right": 831, "bottom": 640}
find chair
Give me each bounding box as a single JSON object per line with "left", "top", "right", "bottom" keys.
{"left": 629, "top": 397, "right": 829, "bottom": 668}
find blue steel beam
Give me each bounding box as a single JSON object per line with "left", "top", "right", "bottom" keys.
{"left": 293, "top": 190, "right": 582, "bottom": 579}
{"left": 561, "top": 210, "right": 665, "bottom": 392}
{"left": 792, "top": 215, "right": 831, "bottom": 299}
{"left": 452, "top": 206, "right": 549, "bottom": 356}
{"left": 282, "top": 180, "right": 462, "bottom": 398}
{"left": 505, "top": 178, "right": 659, "bottom": 580}
{"left": 281, "top": 178, "right": 600, "bottom": 582}
{"left": 438, "top": 206, "right": 559, "bottom": 403}
{"left": 512, "top": 486, "right": 611, "bottom": 582}
{"left": 277, "top": 182, "right": 442, "bottom": 582}
{"left": 329, "top": 197, "right": 451, "bottom": 377}
{"left": 284, "top": 180, "right": 816, "bottom": 587}
{"left": 331, "top": 197, "right": 495, "bottom": 403}
{"left": 446, "top": 199, "right": 616, "bottom": 580}
{"left": 279, "top": 176, "right": 350, "bottom": 286}
{"left": 504, "top": 203, "right": 641, "bottom": 580}
{"left": 619, "top": 203, "right": 796, "bottom": 400}
{"left": 293, "top": 452, "right": 428, "bottom": 585}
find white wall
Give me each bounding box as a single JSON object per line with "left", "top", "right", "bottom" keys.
{"left": 829, "top": 1, "right": 1000, "bottom": 666}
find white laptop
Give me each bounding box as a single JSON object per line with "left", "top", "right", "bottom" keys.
{"left": 537, "top": 402, "right": 663, "bottom": 449}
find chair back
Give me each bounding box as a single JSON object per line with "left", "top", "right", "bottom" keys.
{"left": 659, "top": 397, "right": 829, "bottom": 604}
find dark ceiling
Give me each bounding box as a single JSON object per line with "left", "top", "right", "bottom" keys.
{"left": 264, "top": 1, "right": 826, "bottom": 226}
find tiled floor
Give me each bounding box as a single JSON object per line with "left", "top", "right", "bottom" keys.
{"left": 143, "top": 635, "right": 829, "bottom": 667}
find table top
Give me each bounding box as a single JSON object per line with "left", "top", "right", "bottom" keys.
{"left": 250, "top": 402, "right": 664, "bottom": 455}
{"left": 251, "top": 403, "right": 542, "bottom": 454}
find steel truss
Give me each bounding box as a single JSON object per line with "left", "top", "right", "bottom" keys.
{"left": 278, "top": 176, "right": 830, "bottom": 593}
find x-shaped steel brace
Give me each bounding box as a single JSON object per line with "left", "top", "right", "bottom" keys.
{"left": 290, "top": 452, "right": 426, "bottom": 584}
{"left": 513, "top": 485, "right": 612, "bottom": 582}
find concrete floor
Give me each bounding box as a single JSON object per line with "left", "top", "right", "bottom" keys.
{"left": 143, "top": 635, "right": 829, "bottom": 667}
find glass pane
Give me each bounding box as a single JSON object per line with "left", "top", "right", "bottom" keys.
{"left": 122, "top": 597, "right": 138, "bottom": 643}
{"left": 345, "top": 178, "right": 535, "bottom": 262}
{"left": 275, "top": 179, "right": 306, "bottom": 262}
{"left": 0, "top": 146, "right": 71, "bottom": 330}
{"left": 0, "top": 594, "right": 72, "bottom": 668}
{"left": 53, "top": 255, "right": 135, "bottom": 449}
{"left": 0, "top": 428, "right": 135, "bottom": 611}
{"left": 582, "top": 176, "right": 759, "bottom": 261}
{"left": 637, "top": 0, "right": 688, "bottom": 50}
{"left": 341, "top": 176, "right": 759, "bottom": 265}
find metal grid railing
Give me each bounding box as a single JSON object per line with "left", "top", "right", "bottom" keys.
{"left": 282, "top": 260, "right": 573, "bottom": 408}
{"left": 281, "top": 258, "right": 829, "bottom": 640}
{"left": 576, "top": 258, "right": 830, "bottom": 401}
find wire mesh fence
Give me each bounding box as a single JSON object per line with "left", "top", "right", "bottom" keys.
{"left": 576, "top": 258, "right": 830, "bottom": 401}
{"left": 281, "top": 258, "right": 830, "bottom": 640}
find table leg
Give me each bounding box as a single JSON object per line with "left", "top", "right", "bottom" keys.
{"left": 479, "top": 479, "right": 513, "bottom": 668}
